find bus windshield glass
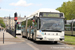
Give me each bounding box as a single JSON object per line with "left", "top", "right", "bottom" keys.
{"left": 16, "top": 24, "right": 21, "bottom": 30}
{"left": 40, "top": 18, "right": 64, "bottom": 31}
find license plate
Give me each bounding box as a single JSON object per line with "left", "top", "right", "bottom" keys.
{"left": 48, "top": 39, "right": 53, "bottom": 41}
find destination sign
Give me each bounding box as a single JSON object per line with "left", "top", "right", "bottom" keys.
{"left": 39, "top": 12, "right": 63, "bottom": 17}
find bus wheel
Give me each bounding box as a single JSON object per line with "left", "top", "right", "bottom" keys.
{"left": 22, "top": 36, "right": 24, "bottom": 38}
{"left": 22, "top": 32, "right": 24, "bottom": 38}
{"left": 29, "top": 33, "right": 30, "bottom": 39}
{"left": 29, "top": 33, "right": 31, "bottom": 40}
{"left": 32, "top": 33, "right": 34, "bottom": 41}
{"left": 33, "top": 32, "right": 36, "bottom": 41}
{"left": 54, "top": 41, "right": 58, "bottom": 44}
{"left": 27, "top": 33, "right": 29, "bottom": 40}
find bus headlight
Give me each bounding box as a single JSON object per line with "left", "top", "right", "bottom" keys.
{"left": 56, "top": 33, "right": 58, "bottom": 35}
{"left": 37, "top": 35, "right": 42, "bottom": 37}
{"left": 61, "top": 36, "right": 64, "bottom": 38}
{"left": 60, "top": 38, "right": 64, "bottom": 41}
{"left": 44, "top": 33, "right": 46, "bottom": 35}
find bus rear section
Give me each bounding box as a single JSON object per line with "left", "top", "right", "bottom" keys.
{"left": 16, "top": 22, "right": 21, "bottom": 34}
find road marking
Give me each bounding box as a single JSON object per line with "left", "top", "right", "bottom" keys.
{"left": 66, "top": 45, "right": 75, "bottom": 48}
{"left": 26, "top": 43, "right": 39, "bottom": 50}
{"left": 60, "top": 41, "right": 75, "bottom": 48}
{"left": 16, "top": 35, "right": 39, "bottom": 50}
{"left": 16, "top": 36, "right": 25, "bottom": 41}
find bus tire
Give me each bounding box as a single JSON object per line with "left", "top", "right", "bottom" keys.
{"left": 22, "top": 32, "right": 24, "bottom": 38}
{"left": 33, "top": 32, "right": 36, "bottom": 41}
{"left": 26, "top": 32, "right": 28, "bottom": 38}
{"left": 22, "top": 35, "right": 24, "bottom": 38}
{"left": 27, "top": 33, "right": 29, "bottom": 40}
{"left": 54, "top": 41, "right": 58, "bottom": 44}
{"left": 32, "top": 33, "right": 34, "bottom": 40}
{"left": 29, "top": 33, "right": 31, "bottom": 40}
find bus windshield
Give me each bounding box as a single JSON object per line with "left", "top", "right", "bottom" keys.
{"left": 40, "top": 18, "right": 64, "bottom": 31}
{"left": 16, "top": 24, "right": 21, "bottom": 30}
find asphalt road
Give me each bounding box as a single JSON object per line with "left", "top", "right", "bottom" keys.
{"left": 22, "top": 38, "right": 75, "bottom": 50}
{"left": 0, "top": 35, "right": 75, "bottom": 50}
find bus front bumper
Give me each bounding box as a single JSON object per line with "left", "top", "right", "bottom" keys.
{"left": 36, "top": 37, "right": 64, "bottom": 41}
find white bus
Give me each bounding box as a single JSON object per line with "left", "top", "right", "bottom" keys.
{"left": 16, "top": 22, "right": 21, "bottom": 34}
{"left": 22, "top": 8, "right": 65, "bottom": 43}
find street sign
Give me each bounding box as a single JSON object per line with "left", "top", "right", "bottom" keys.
{"left": 14, "top": 12, "right": 17, "bottom": 21}
{"left": 14, "top": 17, "right": 18, "bottom": 21}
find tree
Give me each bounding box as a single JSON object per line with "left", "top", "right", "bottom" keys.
{"left": 56, "top": 0, "right": 75, "bottom": 20}
{"left": 0, "top": 17, "right": 5, "bottom": 28}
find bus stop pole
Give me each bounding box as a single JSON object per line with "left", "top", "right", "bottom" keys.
{"left": 15, "top": 21, "right": 17, "bottom": 37}
{"left": 3, "top": 32, "right": 4, "bottom": 44}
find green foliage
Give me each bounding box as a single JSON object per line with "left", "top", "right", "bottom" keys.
{"left": 27, "top": 19, "right": 32, "bottom": 27}
{"left": 73, "top": 22, "right": 75, "bottom": 27}
{"left": 64, "top": 35, "right": 75, "bottom": 45}
{"left": 65, "top": 24, "right": 71, "bottom": 27}
{"left": 0, "top": 17, "right": 5, "bottom": 28}
{"left": 56, "top": 0, "right": 75, "bottom": 20}
{"left": 21, "top": 21, "right": 26, "bottom": 25}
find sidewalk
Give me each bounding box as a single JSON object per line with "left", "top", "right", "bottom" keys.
{"left": 0, "top": 30, "right": 24, "bottom": 45}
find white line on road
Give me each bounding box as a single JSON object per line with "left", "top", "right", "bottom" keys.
{"left": 16, "top": 35, "right": 39, "bottom": 50}
{"left": 26, "top": 43, "right": 39, "bottom": 50}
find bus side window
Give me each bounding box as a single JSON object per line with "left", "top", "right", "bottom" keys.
{"left": 27, "top": 19, "right": 32, "bottom": 28}
{"left": 32, "top": 19, "right": 37, "bottom": 28}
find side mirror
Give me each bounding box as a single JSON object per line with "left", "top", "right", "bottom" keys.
{"left": 35, "top": 17, "right": 38, "bottom": 22}
{"left": 33, "top": 16, "right": 35, "bottom": 19}
{"left": 36, "top": 20, "right": 37, "bottom": 22}
{"left": 31, "top": 18, "right": 33, "bottom": 20}
{"left": 65, "top": 20, "right": 66, "bottom": 24}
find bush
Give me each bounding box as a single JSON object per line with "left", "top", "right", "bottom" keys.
{"left": 65, "top": 24, "right": 71, "bottom": 27}
{"left": 0, "top": 17, "right": 5, "bottom": 28}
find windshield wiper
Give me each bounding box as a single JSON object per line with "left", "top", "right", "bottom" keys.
{"left": 53, "top": 30, "right": 62, "bottom": 32}
{"left": 41, "top": 29, "right": 62, "bottom": 32}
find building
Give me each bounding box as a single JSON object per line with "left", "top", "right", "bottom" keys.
{"left": 3, "top": 17, "right": 25, "bottom": 29}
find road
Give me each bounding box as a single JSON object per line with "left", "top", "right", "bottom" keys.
{"left": 0, "top": 34, "right": 75, "bottom": 50}
{"left": 16, "top": 35, "right": 75, "bottom": 50}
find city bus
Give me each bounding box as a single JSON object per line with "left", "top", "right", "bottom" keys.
{"left": 21, "top": 19, "right": 26, "bottom": 37}
{"left": 16, "top": 22, "right": 21, "bottom": 34}
{"left": 22, "top": 8, "right": 65, "bottom": 43}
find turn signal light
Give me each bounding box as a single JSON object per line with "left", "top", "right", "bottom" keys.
{"left": 56, "top": 33, "right": 58, "bottom": 35}
{"left": 45, "top": 33, "right": 46, "bottom": 35}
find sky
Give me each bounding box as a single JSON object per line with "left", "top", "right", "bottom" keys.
{"left": 0, "top": 0, "right": 72, "bottom": 17}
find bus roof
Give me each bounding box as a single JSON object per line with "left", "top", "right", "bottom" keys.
{"left": 21, "top": 8, "right": 64, "bottom": 22}
{"left": 27, "top": 8, "right": 61, "bottom": 18}
{"left": 37, "top": 8, "right": 60, "bottom": 12}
